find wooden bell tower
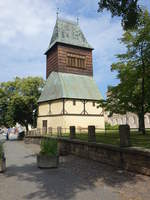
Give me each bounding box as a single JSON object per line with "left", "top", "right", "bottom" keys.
{"left": 44, "top": 18, "right": 94, "bottom": 78}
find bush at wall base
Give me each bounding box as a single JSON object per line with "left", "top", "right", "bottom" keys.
{"left": 37, "top": 139, "right": 59, "bottom": 168}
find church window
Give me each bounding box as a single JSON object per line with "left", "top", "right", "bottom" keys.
{"left": 67, "top": 53, "right": 86, "bottom": 69}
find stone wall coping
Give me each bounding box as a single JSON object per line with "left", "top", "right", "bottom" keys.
{"left": 25, "top": 136, "right": 150, "bottom": 157}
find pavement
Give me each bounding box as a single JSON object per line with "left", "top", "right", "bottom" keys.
{"left": 0, "top": 141, "right": 150, "bottom": 200}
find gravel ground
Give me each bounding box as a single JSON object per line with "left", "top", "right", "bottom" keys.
{"left": 0, "top": 141, "right": 150, "bottom": 200}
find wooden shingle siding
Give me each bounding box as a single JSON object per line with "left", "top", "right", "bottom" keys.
{"left": 46, "top": 43, "right": 93, "bottom": 78}
{"left": 46, "top": 46, "right": 58, "bottom": 78}
{"left": 58, "top": 44, "right": 93, "bottom": 76}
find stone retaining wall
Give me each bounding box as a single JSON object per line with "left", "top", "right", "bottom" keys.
{"left": 24, "top": 136, "right": 150, "bottom": 176}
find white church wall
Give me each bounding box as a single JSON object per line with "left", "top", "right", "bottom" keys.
{"left": 37, "top": 117, "right": 49, "bottom": 129}
{"left": 38, "top": 103, "right": 49, "bottom": 116}
{"left": 37, "top": 115, "right": 104, "bottom": 132}
{"left": 37, "top": 116, "right": 66, "bottom": 132}
{"left": 38, "top": 99, "right": 103, "bottom": 116}
{"left": 63, "top": 115, "right": 105, "bottom": 129}
{"left": 38, "top": 99, "right": 105, "bottom": 132}
{"left": 105, "top": 112, "right": 150, "bottom": 129}
{"left": 86, "top": 101, "right": 102, "bottom": 115}
{"left": 65, "top": 100, "right": 83, "bottom": 114}
{"left": 51, "top": 100, "right": 63, "bottom": 114}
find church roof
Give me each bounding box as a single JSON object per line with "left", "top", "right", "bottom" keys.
{"left": 45, "top": 18, "right": 93, "bottom": 54}
{"left": 38, "top": 72, "right": 102, "bottom": 103}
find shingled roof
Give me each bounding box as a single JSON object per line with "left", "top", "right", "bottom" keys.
{"left": 38, "top": 72, "right": 102, "bottom": 103}
{"left": 45, "top": 18, "right": 93, "bottom": 54}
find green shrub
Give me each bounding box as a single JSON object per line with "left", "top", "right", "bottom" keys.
{"left": 40, "top": 139, "right": 58, "bottom": 156}
{"left": 105, "top": 122, "right": 119, "bottom": 130}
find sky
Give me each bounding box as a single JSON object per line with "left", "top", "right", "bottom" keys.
{"left": 0, "top": 0, "right": 150, "bottom": 98}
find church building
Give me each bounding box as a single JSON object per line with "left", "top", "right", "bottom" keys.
{"left": 37, "top": 17, "right": 104, "bottom": 133}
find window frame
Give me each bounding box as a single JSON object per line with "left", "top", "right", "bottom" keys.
{"left": 67, "top": 53, "right": 86, "bottom": 69}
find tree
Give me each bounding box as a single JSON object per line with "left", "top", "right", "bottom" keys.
{"left": 8, "top": 95, "right": 37, "bottom": 131}
{"left": 98, "top": 0, "right": 141, "bottom": 30}
{"left": 0, "top": 77, "right": 45, "bottom": 130}
{"left": 0, "top": 81, "right": 16, "bottom": 127}
{"left": 99, "top": 10, "right": 150, "bottom": 134}
{"left": 0, "top": 88, "right": 9, "bottom": 126}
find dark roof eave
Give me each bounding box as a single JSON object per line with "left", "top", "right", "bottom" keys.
{"left": 38, "top": 97, "right": 101, "bottom": 104}
{"left": 44, "top": 42, "right": 94, "bottom": 55}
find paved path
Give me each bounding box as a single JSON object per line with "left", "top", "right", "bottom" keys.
{"left": 0, "top": 141, "right": 150, "bottom": 200}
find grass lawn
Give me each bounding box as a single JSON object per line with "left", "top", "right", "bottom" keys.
{"left": 74, "top": 130, "right": 150, "bottom": 149}
{"left": 46, "top": 130, "right": 150, "bottom": 149}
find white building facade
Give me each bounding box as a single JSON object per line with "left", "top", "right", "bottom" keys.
{"left": 105, "top": 112, "right": 150, "bottom": 129}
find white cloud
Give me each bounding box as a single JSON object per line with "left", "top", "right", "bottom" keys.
{"left": 0, "top": 0, "right": 56, "bottom": 45}
{"left": 2, "top": 0, "right": 147, "bottom": 97}
{"left": 77, "top": 13, "right": 123, "bottom": 97}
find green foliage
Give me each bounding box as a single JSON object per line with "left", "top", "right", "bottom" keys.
{"left": 98, "top": 0, "right": 141, "bottom": 30}
{"left": 105, "top": 122, "right": 119, "bottom": 130}
{"left": 0, "top": 76, "right": 45, "bottom": 128}
{"left": 8, "top": 95, "right": 37, "bottom": 129}
{"left": 99, "top": 10, "right": 150, "bottom": 134}
{"left": 40, "top": 139, "right": 58, "bottom": 156}
{"left": 75, "top": 131, "right": 150, "bottom": 149}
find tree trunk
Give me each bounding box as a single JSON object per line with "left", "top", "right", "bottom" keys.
{"left": 140, "top": 46, "right": 146, "bottom": 135}
{"left": 25, "top": 124, "right": 28, "bottom": 133}
{"left": 138, "top": 113, "right": 145, "bottom": 134}
{"left": 138, "top": 114, "right": 142, "bottom": 132}
{"left": 141, "top": 75, "right": 145, "bottom": 134}
{"left": 141, "top": 112, "right": 145, "bottom": 135}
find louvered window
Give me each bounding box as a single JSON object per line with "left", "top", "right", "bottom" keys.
{"left": 67, "top": 53, "right": 86, "bottom": 69}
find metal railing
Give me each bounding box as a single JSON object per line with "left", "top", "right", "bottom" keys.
{"left": 26, "top": 126, "right": 150, "bottom": 149}
{"left": 27, "top": 127, "right": 144, "bottom": 137}
{"left": 26, "top": 127, "right": 150, "bottom": 139}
